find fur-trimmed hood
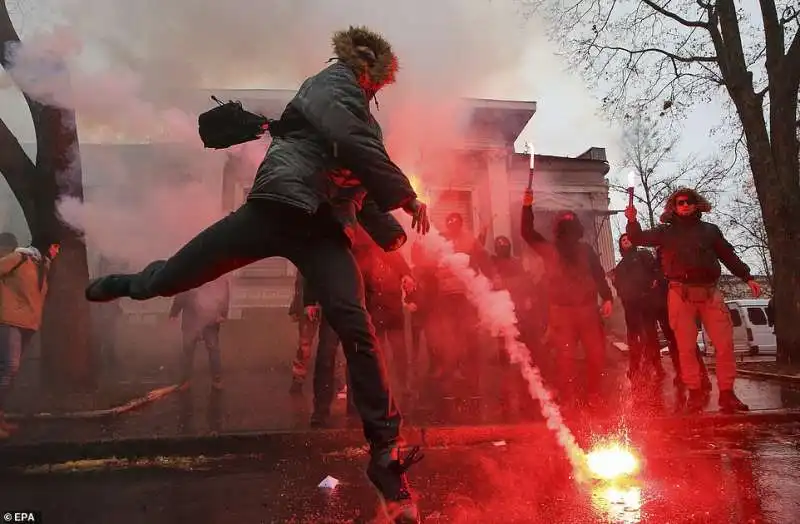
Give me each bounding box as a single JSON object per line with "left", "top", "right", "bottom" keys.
{"left": 660, "top": 187, "right": 712, "bottom": 223}
{"left": 332, "top": 26, "right": 398, "bottom": 93}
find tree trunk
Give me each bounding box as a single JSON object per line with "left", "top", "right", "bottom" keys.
{"left": 32, "top": 104, "right": 94, "bottom": 390}
{"left": 40, "top": 230, "right": 93, "bottom": 388}
{"left": 745, "top": 115, "right": 800, "bottom": 364}
{"left": 1, "top": 0, "right": 93, "bottom": 389}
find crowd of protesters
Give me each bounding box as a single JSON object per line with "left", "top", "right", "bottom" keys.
{"left": 283, "top": 185, "right": 760, "bottom": 427}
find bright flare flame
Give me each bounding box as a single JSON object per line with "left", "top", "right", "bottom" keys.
{"left": 586, "top": 443, "right": 640, "bottom": 480}
{"left": 525, "top": 141, "right": 535, "bottom": 169}
{"left": 627, "top": 171, "right": 637, "bottom": 189}
{"left": 407, "top": 172, "right": 430, "bottom": 201}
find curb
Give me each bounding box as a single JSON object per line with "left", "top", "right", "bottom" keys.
{"left": 706, "top": 364, "right": 800, "bottom": 385}
{"left": 1, "top": 409, "right": 798, "bottom": 469}
{"left": 5, "top": 385, "right": 180, "bottom": 421}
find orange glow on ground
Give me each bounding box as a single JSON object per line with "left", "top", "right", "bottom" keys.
{"left": 585, "top": 442, "right": 640, "bottom": 481}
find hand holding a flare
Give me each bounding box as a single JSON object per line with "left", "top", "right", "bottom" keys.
{"left": 624, "top": 171, "right": 637, "bottom": 223}
{"left": 624, "top": 205, "right": 637, "bottom": 223}
{"left": 523, "top": 188, "right": 534, "bottom": 207}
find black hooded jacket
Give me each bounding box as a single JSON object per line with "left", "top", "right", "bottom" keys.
{"left": 520, "top": 206, "right": 612, "bottom": 307}
{"left": 613, "top": 246, "right": 659, "bottom": 306}
{"left": 626, "top": 188, "right": 752, "bottom": 285}
{"left": 247, "top": 27, "right": 415, "bottom": 251}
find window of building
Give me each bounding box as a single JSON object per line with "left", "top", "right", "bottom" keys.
{"left": 747, "top": 307, "right": 768, "bottom": 325}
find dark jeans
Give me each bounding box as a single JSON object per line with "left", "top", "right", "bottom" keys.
{"left": 181, "top": 323, "right": 223, "bottom": 382}
{"left": 0, "top": 324, "right": 33, "bottom": 411}
{"left": 314, "top": 315, "right": 406, "bottom": 415}
{"left": 89, "top": 201, "right": 400, "bottom": 448}
{"left": 313, "top": 316, "right": 354, "bottom": 415}
{"left": 623, "top": 301, "right": 661, "bottom": 376}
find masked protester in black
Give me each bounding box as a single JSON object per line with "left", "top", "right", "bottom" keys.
{"left": 612, "top": 233, "right": 664, "bottom": 381}
{"left": 84, "top": 26, "right": 430, "bottom": 524}
{"left": 491, "top": 235, "right": 542, "bottom": 416}
{"left": 521, "top": 196, "right": 614, "bottom": 408}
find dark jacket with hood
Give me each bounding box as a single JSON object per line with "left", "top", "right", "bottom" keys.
{"left": 612, "top": 240, "right": 659, "bottom": 306}
{"left": 626, "top": 188, "right": 752, "bottom": 285}
{"left": 248, "top": 26, "right": 415, "bottom": 252}
{"left": 521, "top": 206, "right": 612, "bottom": 307}
{"left": 491, "top": 254, "right": 536, "bottom": 311}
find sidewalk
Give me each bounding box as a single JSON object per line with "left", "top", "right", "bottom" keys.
{"left": 1, "top": 339, "right": 799, "bottom": 467}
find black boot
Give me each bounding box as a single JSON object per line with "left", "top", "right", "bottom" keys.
{"left": 310, "top": 409, "right": 331, "bottom": 429}
{"left": 367, "top": 445, "right": 423, "bottom": 523}
{"left": 288, "top": 380, "right": 303, "bottom": 396}
{"left": 86, "top": 275, "right": 131, "bottom": 302}
{"left": 719, "top": 390, "right": 749, "bottom": 413}
{"left": 685, "top": 389, "right": 708, "bottom": 414}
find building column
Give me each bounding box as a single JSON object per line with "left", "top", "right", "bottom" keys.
{"left": 486, "top": 148, "right": 512, "bottom": 240}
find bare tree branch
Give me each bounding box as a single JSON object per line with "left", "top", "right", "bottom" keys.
{"left": 641, "top": 0, "right": 709, "bottom": 28}
{"left": 584, "top": 42, "right": 717, "bottom": 63}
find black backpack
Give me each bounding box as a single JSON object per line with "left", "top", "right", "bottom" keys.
{"left": 197, "top": 96, "right": 273, "bottom": 149}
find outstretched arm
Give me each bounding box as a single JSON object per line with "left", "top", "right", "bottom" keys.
{"left": 587, "top": 247, "right": 613, "bottom": 303}
{"left": 625, "top": 220, "right": 664, "bottom": 247}
{"left": 711, "top": 225, "right": 753, "bottom": 282}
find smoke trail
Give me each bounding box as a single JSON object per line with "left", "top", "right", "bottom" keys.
{"left": 399, "top": 216, "right": 589, "bottom": 481}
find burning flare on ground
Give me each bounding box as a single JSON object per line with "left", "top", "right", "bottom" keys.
{"left": 585, "top": 442, "right": 640, "bottom": 481}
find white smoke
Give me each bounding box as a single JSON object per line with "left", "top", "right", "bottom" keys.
{"left": 400, "top": 216, "right": 589, "bottom": 481}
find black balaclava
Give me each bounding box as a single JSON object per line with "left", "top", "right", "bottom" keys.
{"left": 553, "top": 210, "right": 584, "bottom": 264}
{"left": 445, "top": 212, "right": 463, "bottom": 239}
{"left": 494, "top": 235, "right": 512, "bottom": 259}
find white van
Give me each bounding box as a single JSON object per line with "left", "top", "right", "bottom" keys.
{"left": 697, "top": 299, "right": 776, "bottom": 355}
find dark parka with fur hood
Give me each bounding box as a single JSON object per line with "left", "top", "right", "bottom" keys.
{"left": 626, "top": 188, "right": 752, "bottom": 285}
{"left": 248, "top": 27, "right": 414, "bottom": 252}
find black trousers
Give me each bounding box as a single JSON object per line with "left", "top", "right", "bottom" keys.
{"left": 313, "top": 316, "right": 355, "bottom": 415}
{"left": 314, "top": 314, "right": 405, "bottom": 415}
{"left": 96, "top": 200, "right": 400, "bottom": 448}
{"left": 623, "top": 300, "right": 661, "bottom": 376}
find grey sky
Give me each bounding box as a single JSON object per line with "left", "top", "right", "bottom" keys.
{"left": 0, "top": 0, "right": 741, "bottom": 261}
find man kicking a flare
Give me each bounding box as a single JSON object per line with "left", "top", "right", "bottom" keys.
{"left": 625, "top": 188, "right": 760, "bottom": 414}
{"left": 85, "top": 26, "right": 430, "bottom": 523}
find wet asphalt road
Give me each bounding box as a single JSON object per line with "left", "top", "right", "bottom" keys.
{"left": 2, "top": 422, "right": 798, "bottom": 523}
